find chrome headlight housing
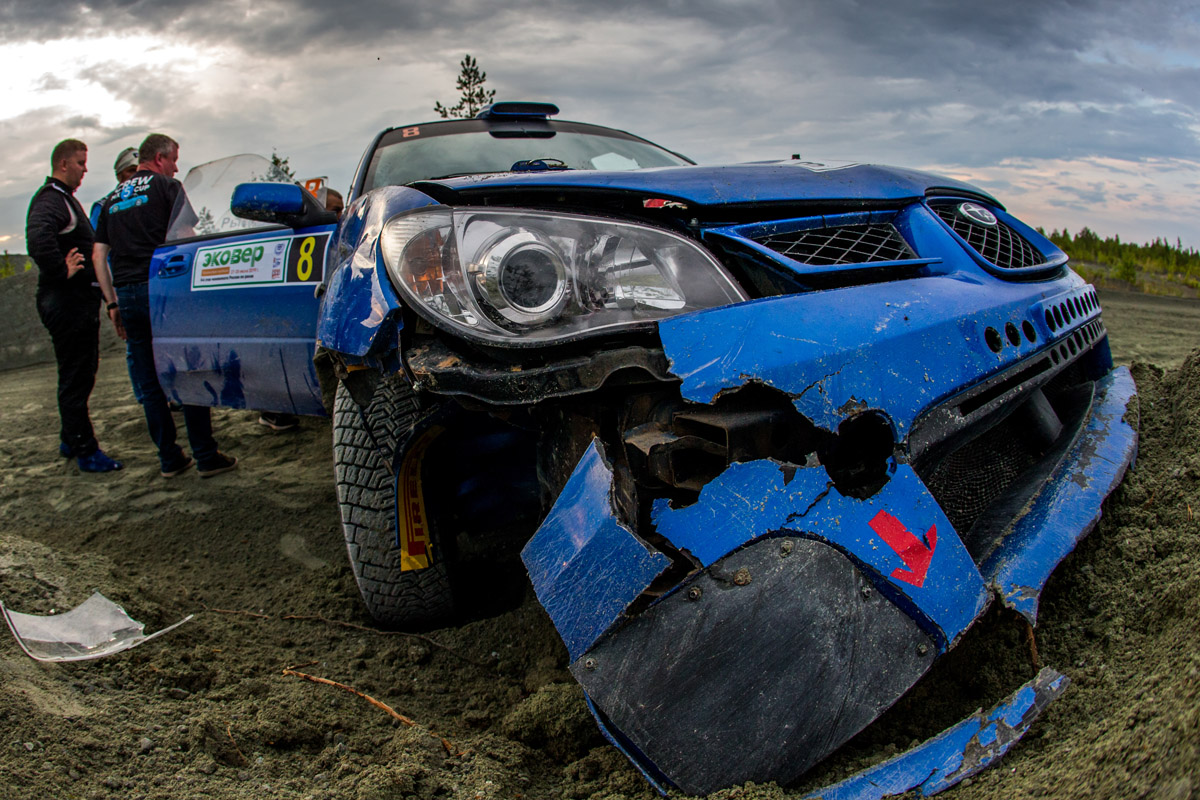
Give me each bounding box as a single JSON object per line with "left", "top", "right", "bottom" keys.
{"left": 380, "top": 207, "right": 747, "bottom": 345}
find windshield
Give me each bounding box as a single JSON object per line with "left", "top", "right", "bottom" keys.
{"left": 362, "top": 119, "right": 690, "bottom": 193}
{"left": 166, "top": 154, "right": 293, "bottom": 243}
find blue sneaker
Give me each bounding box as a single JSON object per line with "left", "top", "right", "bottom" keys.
{"left": 59, "top": 442, "right": 72, "bottom": 458}
{"left": 77, "top": 449, "right": 123, "bottom": 473}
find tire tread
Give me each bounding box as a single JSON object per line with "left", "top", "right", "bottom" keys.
{"left": 333, "top": 379, "right": 454, "bottom": 627}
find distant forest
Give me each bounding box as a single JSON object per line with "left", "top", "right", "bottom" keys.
{"left": 1042, "top": 227, "right": 1200, "bottom": 293}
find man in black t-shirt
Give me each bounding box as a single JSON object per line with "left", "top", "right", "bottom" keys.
{"left": 26, "top": 138, "right": 123, "bottom": 472}
{"left": 94, "top": 134, "right": 237, "bottom": 479}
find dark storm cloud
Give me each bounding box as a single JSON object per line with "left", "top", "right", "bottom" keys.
{"left": 2, "top": 0, "right": 1198, "bottom": 249}
{"left": 4, "top": 0, "right": 1195, "bottom": 132}
{"left": 1, "top": 0, "right": 1193, "bottom": 60}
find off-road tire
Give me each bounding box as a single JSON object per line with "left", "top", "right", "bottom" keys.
{"left": 333, "top": 378, "right": 455, "bottom": 628}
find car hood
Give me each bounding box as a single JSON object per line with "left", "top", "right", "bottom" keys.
{"left": 420, "top": 160, "right": 1000, "bottom": 208}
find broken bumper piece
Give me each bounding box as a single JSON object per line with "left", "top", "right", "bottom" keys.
{"left": 1, "top": 591, "right": 192, "bottom": 662}
{"left": 806, "top": 667, "right": 1068, "bottom": 800}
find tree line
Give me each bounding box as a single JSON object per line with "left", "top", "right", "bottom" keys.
{"left": 0, "top": 251, "right": 32, "bottom": 279}
{"left": 1043, "top": 227, "right": 1200, "bottom": 289}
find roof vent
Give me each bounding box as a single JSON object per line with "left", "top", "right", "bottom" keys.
{"left": 475, "top": 102, "right": 560, "bottom": 120}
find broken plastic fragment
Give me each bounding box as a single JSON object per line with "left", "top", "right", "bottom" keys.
{"left": 805, "top": 667, "right": 1068, "bottom": 799}
{"left": 1, "top": 591, "right": 192, "bottom": 662}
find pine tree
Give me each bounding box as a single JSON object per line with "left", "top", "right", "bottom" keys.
{"left": 266, "top": 150, "right": 297, "bottom": 182}
{"left": 434, "top": 55, "right": 497, "bottom": 119}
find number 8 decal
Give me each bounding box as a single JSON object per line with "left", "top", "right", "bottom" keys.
{"left": 297, "top": 236, "right": 316, "bottom": 281}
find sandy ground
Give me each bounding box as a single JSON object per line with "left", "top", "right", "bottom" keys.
{"left": 0, "top": 287, "right": 1197, "bottom": 800}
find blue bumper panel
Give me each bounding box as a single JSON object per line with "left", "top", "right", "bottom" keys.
{"left": 651, "top": 461, "right": 987, "bottom": 649}
{"left": 657, "top": 275, "right": 1094, "bottom": 437}
{"left": 521, "top": 440, "right": 670, "bottom": 661}
{"left": 806, "top": 667, "right": 1068, "bottom": 800}
{"left": 983, "top": 367, "right": 1138, "bottom": 622}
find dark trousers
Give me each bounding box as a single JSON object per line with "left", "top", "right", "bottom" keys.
{"left": 115, "top": 282, "right": 218, "bottom": 470}
{"left": 36, "top": 285, "right": 101, "bottom": 457}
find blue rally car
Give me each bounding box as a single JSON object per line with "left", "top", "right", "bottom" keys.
{"left": 150, "top": 104, "right": 1137, "bottom": 797}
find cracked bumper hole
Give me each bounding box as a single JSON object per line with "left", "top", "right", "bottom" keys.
{"left": 820, "top": 411, "right": 895, "bottom": 499}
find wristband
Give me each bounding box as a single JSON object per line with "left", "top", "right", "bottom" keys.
{"left": 106, "top": 302, "right": 119, "bottom": 311}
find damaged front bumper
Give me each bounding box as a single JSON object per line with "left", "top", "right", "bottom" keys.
{"left": 517, "top": 278, "right": 1137, "bottom": 795}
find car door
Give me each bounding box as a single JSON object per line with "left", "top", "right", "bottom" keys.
{"left": 150, "top": 155, "right": 335, "bottom": 416}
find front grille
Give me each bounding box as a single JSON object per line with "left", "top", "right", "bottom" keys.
{"left": 921, "top": 413, "right": 1038, "bottom": 537}
{"left": 751, "top": 224, "right": 916, "bottom": 266}
{"left": 932, "top": 204, "right": 1044, "bottom": 270}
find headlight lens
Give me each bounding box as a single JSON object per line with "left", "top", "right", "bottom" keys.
{"left": 380, "top": 207, "right": 747, "bottom": 344}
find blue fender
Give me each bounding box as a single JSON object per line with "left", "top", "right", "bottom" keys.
{"left": 315, "top": 186, "right": 439, "bottom": 358}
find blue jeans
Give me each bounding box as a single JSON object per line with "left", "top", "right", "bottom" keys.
{"left": 116, "top": 282, "right": 219, "bottom": 470}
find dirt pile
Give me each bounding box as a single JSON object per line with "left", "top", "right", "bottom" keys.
{"left": 0, "top": 271, "right": 123, "bottom": 372}
{"left": 0, "top": 310, "right": 1197, "bottom": 800}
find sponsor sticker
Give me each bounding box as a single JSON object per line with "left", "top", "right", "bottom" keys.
{"left": 397, "top": 427, "right": 443, "bottom": 572}
{"left": 643, "top": 198, "right": 688, "bottom": 209}
{"left": 190, "top": 233, "right": 328, "bottom": 291}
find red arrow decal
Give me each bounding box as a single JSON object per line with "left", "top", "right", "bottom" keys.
{"left": 869, "top": 510, "right": 937, "bottom": 588}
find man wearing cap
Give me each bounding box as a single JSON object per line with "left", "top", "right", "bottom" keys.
{"left": 89, "top": 147, "right": 140, "bottom": 229}
{"left": 25, "top": 138, "right": 123, "bottom": 472}
{"left": 93, "top": 133, "right": 237, "bottom": 479}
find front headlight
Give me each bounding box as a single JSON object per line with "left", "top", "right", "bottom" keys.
{"left": 380, "top": 207, "right": 747, "bottom": 345}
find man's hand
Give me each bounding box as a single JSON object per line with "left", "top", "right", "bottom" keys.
{"left": 65, "top": 247, "right": 85, "bottom": 279}
{"left": 106, "top": 303, "right": 127, "bottom": 341}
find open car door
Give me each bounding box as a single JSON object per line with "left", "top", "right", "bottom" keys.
{"left": 149, "top": 155, "right": 335, "bottom": 416}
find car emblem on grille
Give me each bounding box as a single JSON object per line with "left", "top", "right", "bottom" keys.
{"left": 957, "top": 202, "right": 998, "bottom": 227}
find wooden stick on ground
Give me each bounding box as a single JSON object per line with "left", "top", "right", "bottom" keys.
{"left": 1024, "top": 620, "right": 1041, "bottom": 672}
{"left": 225, "top": 722, "right": 248, "bottom": 766}
{"left": 282, "top": 668, "right": 458, "bottom": 754}
{"left": 282, "top": 668, "right": 416, "bottom": 727}
{"left": 202, "top": 604, "right": 271, "bottom": 619}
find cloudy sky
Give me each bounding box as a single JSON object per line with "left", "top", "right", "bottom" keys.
{"left": 2, "top": 0, "right": 1198, "bottom": 256}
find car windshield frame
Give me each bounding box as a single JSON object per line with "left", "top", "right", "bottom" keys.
{"left": 358, "top": 119, "right": 693, "bottom": 195}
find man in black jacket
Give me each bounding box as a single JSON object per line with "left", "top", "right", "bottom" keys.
{"left": 25, "top": 138, "right": 122, "bottom": 473}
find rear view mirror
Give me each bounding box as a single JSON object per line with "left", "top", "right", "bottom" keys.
{"left": 231, "top": 183, "right": 336, "bottom": 229}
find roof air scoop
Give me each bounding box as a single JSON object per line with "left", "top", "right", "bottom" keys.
{"left": 475, "top": 102, "right": 561, "bottom": 120}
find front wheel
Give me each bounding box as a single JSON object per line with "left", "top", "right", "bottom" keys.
{"left": 333, "top": 377, "right": 455, "bottom": 628}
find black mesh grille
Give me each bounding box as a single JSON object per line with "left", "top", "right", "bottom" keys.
{"left": 933, "top": 204, "right": 1044, "bottom": 270}
{"left": 921, "top": 414, "right": 1038, "bottom": 536}
{"left": 751, "top": 224, "right": 916, "bottom": 266}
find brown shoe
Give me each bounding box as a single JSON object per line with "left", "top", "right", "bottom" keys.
{"left": 198, "top": 452, "right": 238, "bottom": 478}
{"left": 161, "top": 456, "right": 194, "bottom": 478}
